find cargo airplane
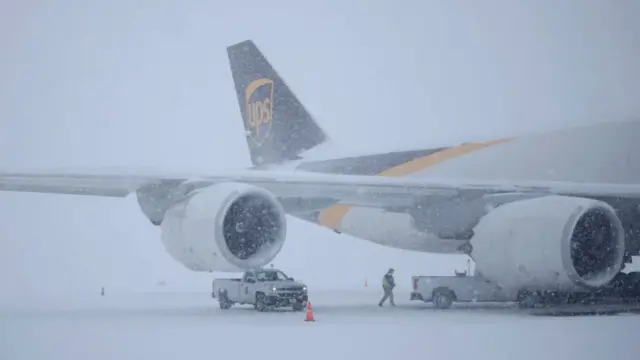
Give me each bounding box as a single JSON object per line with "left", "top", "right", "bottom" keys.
{"left": 2, "top": 40, "right": 640, "bottom": 304}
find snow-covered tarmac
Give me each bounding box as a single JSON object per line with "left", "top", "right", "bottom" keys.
{"left": 1, "top": 289, "right": 638, "bottom": 360}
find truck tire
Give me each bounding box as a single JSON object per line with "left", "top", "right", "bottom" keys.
{"left": 218, "top": 289, "right": 233, "bottom": 310}
{"left": 255, "top": 293, "right": 267, "bottom": 312}
{"left": 292, "top": 303, "right": 305, "bottom": 312}
{"left": 432, "top": 288, "right": 455, "bottom": 309}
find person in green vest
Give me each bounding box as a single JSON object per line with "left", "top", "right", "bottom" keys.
{"left": 378, "top": 268, "right": 396, "bottom": 307}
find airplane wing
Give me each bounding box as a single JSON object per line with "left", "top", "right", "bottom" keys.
{"left": 1, "top": 169, "right": 640, "bottom": 211}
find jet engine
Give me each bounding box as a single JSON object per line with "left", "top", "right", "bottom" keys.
{"left": 470, "top": 195, "right": 625, "bottom": 292}
{"left": 160, "top": 182, "right": 287, "bottom": 272}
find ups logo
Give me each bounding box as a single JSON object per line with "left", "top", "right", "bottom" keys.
{"left": 244, "top": 78, "right": 274, "bottom": 147}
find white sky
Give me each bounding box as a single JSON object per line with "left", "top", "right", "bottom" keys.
{"left": 1, "top": 0, "right": 639, "bottom": 300}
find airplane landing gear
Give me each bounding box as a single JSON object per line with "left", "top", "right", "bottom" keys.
{"left": 517, "top": 271, "right": 640, "bottom": 312}
{"left": 517, "top": 290, "right": 542, "bottom": 309}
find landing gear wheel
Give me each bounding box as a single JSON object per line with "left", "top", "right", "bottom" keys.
{"left": 433, "top": 289, "right": 454, "bottom": 309}
{"left": 218, "top": 290, "right": 233, "bottom": 310}
{"left": 517, "top": 290, "right": 542, "bottom": 309}
{"left": 255, "top": 293, "right": 267, "bottom": 312}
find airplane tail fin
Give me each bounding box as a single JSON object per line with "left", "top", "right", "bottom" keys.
{"left": 227, "top": 40, "right": 328, "bottom": 167}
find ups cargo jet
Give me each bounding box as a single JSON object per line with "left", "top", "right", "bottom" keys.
{"left": 2, "top": 40, "right": 640, "bottom": 300}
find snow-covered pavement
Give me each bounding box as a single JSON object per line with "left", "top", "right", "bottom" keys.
{"left": 1, "top": 289, "right": 638, "bottom": 360}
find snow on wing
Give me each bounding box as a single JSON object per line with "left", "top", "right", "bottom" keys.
{"left": 0, "top": 169, "right": 640, "bottom": 208}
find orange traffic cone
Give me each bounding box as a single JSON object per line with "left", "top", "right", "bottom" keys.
{"left": 304, "top": 301, "right": 315, "bottom": 322}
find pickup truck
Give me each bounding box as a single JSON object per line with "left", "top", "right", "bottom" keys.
{"left": 212, "top": 268, "right": 309, "bottom": 312}
{"left": 410, "top": 273, "right": 519, "bottom": 309}
{"left": 411, "top": 271, "right": 640, "bottom": 309}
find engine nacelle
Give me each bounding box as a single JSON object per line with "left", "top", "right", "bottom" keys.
{"left": 471, "top": 195, "right": 625, "bottom": 292}
{"left": 160, "top": 182, "right": 287, "bottom": 272}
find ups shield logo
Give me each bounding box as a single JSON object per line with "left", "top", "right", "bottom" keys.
{"left": 245, "top": 78, "right": 274, "bottom": 147}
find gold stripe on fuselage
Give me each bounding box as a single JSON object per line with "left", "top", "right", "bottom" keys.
{"left": 317, "top": 138, "right": 513, "bottom": 230}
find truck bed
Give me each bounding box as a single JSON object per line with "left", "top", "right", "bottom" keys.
{"left": 212, "top": 278, "right": 242, "bottom": 299}
{"left": 411, "top": 275, "right": 518, "bottom": 304}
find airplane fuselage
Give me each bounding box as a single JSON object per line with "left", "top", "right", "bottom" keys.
{"left": 279, "top": 120, "right": 640, "bottom": 257}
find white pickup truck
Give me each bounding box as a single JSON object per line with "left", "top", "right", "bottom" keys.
{"left": 212, "top": 268, "right": 309, "bottom": 312}
{"left": 410, "top": 273, "right": 520, "bottom": 309}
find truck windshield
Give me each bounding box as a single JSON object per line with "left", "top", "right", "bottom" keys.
{"left": 256, "top": 270, "right": 289, "bottom": 281}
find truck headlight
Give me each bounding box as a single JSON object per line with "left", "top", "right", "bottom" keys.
{"left": 271, "top": 286, "right": 277, "bottom": 293}
{"left": 302, "top": 286, "right": 307, "bottom": 292}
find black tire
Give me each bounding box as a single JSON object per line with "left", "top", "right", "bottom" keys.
{"left": 293, "top": 303, "right": 305, "bottom": 312}
{"left": 218, "top": 290, "right": 233, "bottom": 310}
{"left": 220, "top": 301, "right": 232, "bottom": 310}
{"left": 255, "top": 293, "right": 267, "bottom": 312}
{"left": 432, "top": 289, "right": 454, "bottom": 309}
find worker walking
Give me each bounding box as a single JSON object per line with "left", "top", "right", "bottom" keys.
{"left": 378, "top": 268, "right": 396, "bottom": 307}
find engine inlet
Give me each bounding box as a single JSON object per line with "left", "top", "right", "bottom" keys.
{"left": 570, "top": 208, "right": 624, "bottom": 284}
{"left": 222, "top": 194, "right": 283, "bottom": 260}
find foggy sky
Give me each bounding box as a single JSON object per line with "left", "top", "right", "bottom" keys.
{"left": 1, "top": 0, "right": 639, "bottom": 302}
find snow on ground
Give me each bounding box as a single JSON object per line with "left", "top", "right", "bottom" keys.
{"left": 1, "top": 289, "right": 638, "bottom": 360}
